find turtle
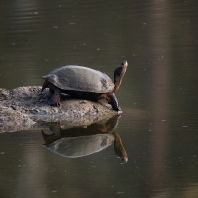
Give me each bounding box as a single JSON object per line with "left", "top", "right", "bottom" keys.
{"left": 42, "top": 60, "right": 128, "bottom": 111}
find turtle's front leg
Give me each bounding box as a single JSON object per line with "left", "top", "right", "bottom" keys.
{"left": 99, "top": 93, "right": 122, "bottom": 112}
{"left": 108, "top": 93, "right": 121, "bottom": 112}
{"left": 49, "top": 88, "right": 61, "bottom": 107}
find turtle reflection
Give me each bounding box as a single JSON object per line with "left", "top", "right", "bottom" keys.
{"left": 42, "top": 115, "right": 128, "bottom": 163}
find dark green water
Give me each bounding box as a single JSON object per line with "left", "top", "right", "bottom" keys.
{"left": 0, "top": 1, "right": 198, "bottom": 197}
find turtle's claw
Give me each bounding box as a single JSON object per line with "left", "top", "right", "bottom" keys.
{"left": 118, "top": 110, "right": 122, "bottom": 114}
{"left": 49, "top": 98, "right": 61, "bottom": 107}
{"left": 115, "top": 106, "right": 122, "bottom": 114}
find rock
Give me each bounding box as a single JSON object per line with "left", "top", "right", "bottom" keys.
{"left": 0, "top": 86, "right": 117, "bottom": 132}
{"left": 0, "top": 106, "right": 36, "bottom": 132}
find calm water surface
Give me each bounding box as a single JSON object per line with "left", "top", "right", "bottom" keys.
{"left": 0, "top": 0, "right": 198, "bottom": 197}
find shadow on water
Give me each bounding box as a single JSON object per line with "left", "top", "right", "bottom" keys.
{"left": 42, "top": 114, "right": 128, "bottom": 163}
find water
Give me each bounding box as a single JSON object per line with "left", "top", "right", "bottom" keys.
{"left": 1, "top": 0, "right": 198, "bottom": 197}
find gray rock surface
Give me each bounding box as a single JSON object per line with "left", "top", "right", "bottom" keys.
{"left": 0, "top": 86, "right": 117, "bottom": 132}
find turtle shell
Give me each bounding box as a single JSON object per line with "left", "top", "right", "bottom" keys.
{"left": 43, "top": 65, "right": 114, "bottom": 93}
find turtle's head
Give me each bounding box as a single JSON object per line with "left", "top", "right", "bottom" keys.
{"left": 113, "top": 60, "right": 128, "bottom": 93}
{"left": 121, "top": 155, "right": 128, "bottom": 163}
{"left": 120, "top": 60, "right": 128, "bottom": 69}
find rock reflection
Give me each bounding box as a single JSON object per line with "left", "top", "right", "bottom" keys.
{"left": 42, "top": 115, "right": 128, "bottom": 162}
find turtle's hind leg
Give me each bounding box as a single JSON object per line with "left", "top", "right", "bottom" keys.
{"left": 42, "top": 80, "right": 49, "bottom": 91}
{"left": 49, "top": 88, "right": 61, "bottom": 107}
